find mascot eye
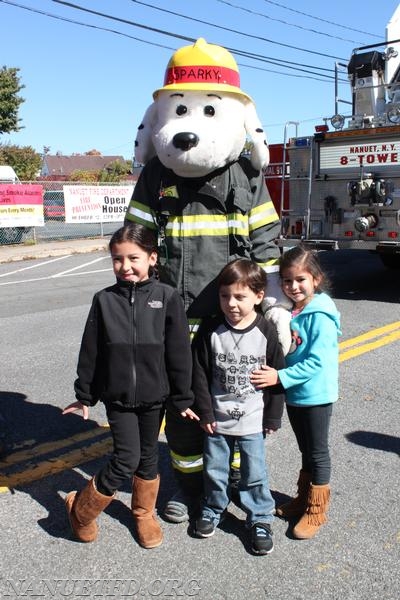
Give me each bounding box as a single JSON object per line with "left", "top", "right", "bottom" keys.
{"left": 176, "top": 105, "right": 188, "bottom": 116}
{"left": 204, "top": 105, "right": 215, "bottom": 117}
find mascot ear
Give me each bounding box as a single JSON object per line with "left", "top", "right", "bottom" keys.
{"left": 244, "top": 102, "right": 270, "bottom": 170}
{"left": 134, "top": 103, "right": 157, "bottom": 165}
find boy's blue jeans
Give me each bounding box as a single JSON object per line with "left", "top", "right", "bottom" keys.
{"left": 201, "top": 431, "right": 275, "bottom": 527}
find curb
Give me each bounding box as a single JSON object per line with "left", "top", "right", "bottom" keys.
{"left": 0, "top": 241, "right": 109, "bottom": 264}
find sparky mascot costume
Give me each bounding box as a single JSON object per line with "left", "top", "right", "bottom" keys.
{"left": 125, "top": 38, "right": 290, "bottom": 522}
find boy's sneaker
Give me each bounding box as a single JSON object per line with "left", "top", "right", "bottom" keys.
{"left": 195, "top": 515, "right": 216, "bottom": 538}
{"left": 251, "top": 523, "right": 274, "bottom": 555}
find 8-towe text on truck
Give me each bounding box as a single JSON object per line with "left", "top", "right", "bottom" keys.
{"left": 265, "top": 5, "right": 400, "bottom": 268}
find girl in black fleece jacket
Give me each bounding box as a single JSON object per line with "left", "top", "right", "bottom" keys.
{"left": 63, "top": 224, "right": 198, "bottom": 548}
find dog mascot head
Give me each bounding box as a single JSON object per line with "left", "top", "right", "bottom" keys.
{"left": 134, "top": 38, "right": 269, "bottom": 178}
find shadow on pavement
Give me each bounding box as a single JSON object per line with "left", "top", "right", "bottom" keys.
{"left": 345, "top": 430, "right": 400, "bottom": 456}
{"left": 0, "top": 391, "right": 102, "bottom": 453}
{"left": 0, "top": 391, "right": 176, "bottom": 546}
{"left": 318, "top": 249, "right": 400, "bottom": 303}
{"left": 34, "top": 439, "right": 175, "bottom": 545}
{"left": 0, "top": 392, "right": 308, "bottom": 549}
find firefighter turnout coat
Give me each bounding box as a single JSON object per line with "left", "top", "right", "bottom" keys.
{"left": 125, "top": 155, "right": 281, "bottom": 335}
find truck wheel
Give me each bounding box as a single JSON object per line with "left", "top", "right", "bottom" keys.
{"left": 0, "top": 227, "right": 24, "bottom": 245}
{"left": 379, "top": 254, "right": 400, "bottom": 269}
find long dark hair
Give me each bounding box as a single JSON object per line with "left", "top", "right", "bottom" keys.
{"left": 218, "top": 258, "right": 267, "bottom": 295}
{"left": 109, "top": 224, "right": 158, "bottom": 276}
{"left": 279, "top": 245, "right": 330, "bottom": 293}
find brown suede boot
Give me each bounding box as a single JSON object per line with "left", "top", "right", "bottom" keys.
{"left": 276, "top": 470, "right": 311, "bottom": 518}
{"left": 65, "top": 477, "right": 114, "bottom": 543}
{"left": 292, "top": 483, "right": 330, "bottom": 539}
{"left": 132, "top": 475, "right": 163, "bottom": 549}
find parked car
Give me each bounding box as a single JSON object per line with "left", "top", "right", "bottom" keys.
{"left": 43, "top": 190, "right": 65, "bottom": 220}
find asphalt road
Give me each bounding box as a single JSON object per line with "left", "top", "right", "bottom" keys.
{"left": 0, "top": 249, "right": 398, "bottom": 600}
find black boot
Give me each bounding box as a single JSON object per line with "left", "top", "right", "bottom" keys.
{"left": 163, "top": 471, "right": 202, "bottom": 523}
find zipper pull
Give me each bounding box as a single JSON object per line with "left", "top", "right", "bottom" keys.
{"left": 130, "top": 283, "right": 136, "bottom": 304}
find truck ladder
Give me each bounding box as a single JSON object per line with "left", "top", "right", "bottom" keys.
{"left": 279, "top": 121, "right": 314, "bottom": 240}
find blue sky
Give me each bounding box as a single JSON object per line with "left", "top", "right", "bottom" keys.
{"left": 1, "top": 0, "right": 399, "bottom": 159}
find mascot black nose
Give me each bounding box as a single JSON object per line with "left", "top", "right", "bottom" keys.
{"left": 173, "top": 132, "right": 199, "bottom": 151}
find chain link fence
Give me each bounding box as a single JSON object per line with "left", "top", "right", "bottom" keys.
{"left": 0, "top": 180, "right": 132, "bottom": 245}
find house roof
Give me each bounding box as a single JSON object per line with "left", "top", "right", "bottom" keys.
{"left": 41, "top": 155, "right": 126, "bottom": 177}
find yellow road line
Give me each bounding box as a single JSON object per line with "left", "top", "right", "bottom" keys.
{"left": 339, "top": 321, "right": 400, "bottom": 351}
{"left": 0, "top": 426, "right": 110, "bottom": 467}
{"left": 339, "top": 329, "right": 400, "bottom": 362}
{"left": 0, "top": 438, "right": 113, "bottom": 489}
{"left": 1, "top": 321, "right": 399, "bottom": 492}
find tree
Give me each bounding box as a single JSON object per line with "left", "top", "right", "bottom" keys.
{"left": 0, "top": 144, "right": 42, "bottom": 180}
{"left": 100, "top": 159, "right": 131, "bottom": 182}
{"left": 0, "top": 66, "right": 25, "bottom": 135}
{"left": 69, "top": 160, "right": 132, "bottom": 183}
{"left": 69, "top": 169, "right": 98, "bottom": 183}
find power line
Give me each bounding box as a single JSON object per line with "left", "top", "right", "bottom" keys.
{"left": 50, "top": 0, "right": 195, "bottom": 45}
{"left": 265, "top": 116, "right": 333, "bottom": 128}
{"left": 262, "top": 0, "right": 380, "bottom": 38}
{"left": 229, "top": 49, "right": 341, "bottom": 82}
{"left": 0, "top": 0, "right": 179, "bottom": 52}
{"left": 217, "top": 0, "right": 366, "bottom": 45}
{"left": 0, "top": 0, "right": 347, "bottom": 82}
{"left": 238, "top": 61, "right": 340, "bottom": 84}
{"left": 128, "top": 0, "right": 347, "bottom": 61}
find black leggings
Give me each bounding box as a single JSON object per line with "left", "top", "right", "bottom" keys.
{"left": 286, "top": 403, "right": 333, "bottom": 485}
{"left": 96, "top": 404, "right": 162, "bottom": 496}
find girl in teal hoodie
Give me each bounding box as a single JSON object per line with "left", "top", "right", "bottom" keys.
{"left": 250, "top": 246, "right": 341, "bottom": 539}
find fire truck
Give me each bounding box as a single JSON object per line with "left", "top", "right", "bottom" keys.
{"left": 265, "top": 6, "right": 400, "bottom": 268}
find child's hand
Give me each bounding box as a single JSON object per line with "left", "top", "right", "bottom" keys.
{"left": 180, "top": 407, "right": 200, "bottom": 421}
{"left": 250, "top": 365, "right": 279, "bottom": 388}
{"left": 201, "top": 422, "right": 216, "bottom": 435}
{"left": 62, "top": 401, "right": 89, "bottom": 420}
{"left": 264, "top": 427, "right": 278, "bottom": 435}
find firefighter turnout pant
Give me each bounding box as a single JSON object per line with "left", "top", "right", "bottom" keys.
{"left": 164, "top": 408, "right": 241, "bottom": 497}
{"left": 165, "top": 409, "right": 204, "bottom": 497}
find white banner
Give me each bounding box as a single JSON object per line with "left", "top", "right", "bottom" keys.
{"left": 63, "top": 185, "right": 134, "bottom": 224}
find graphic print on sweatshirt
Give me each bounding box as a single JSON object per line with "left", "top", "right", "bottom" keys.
{"left": 209, "top": 322, "right": 268, "bottom": 435}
